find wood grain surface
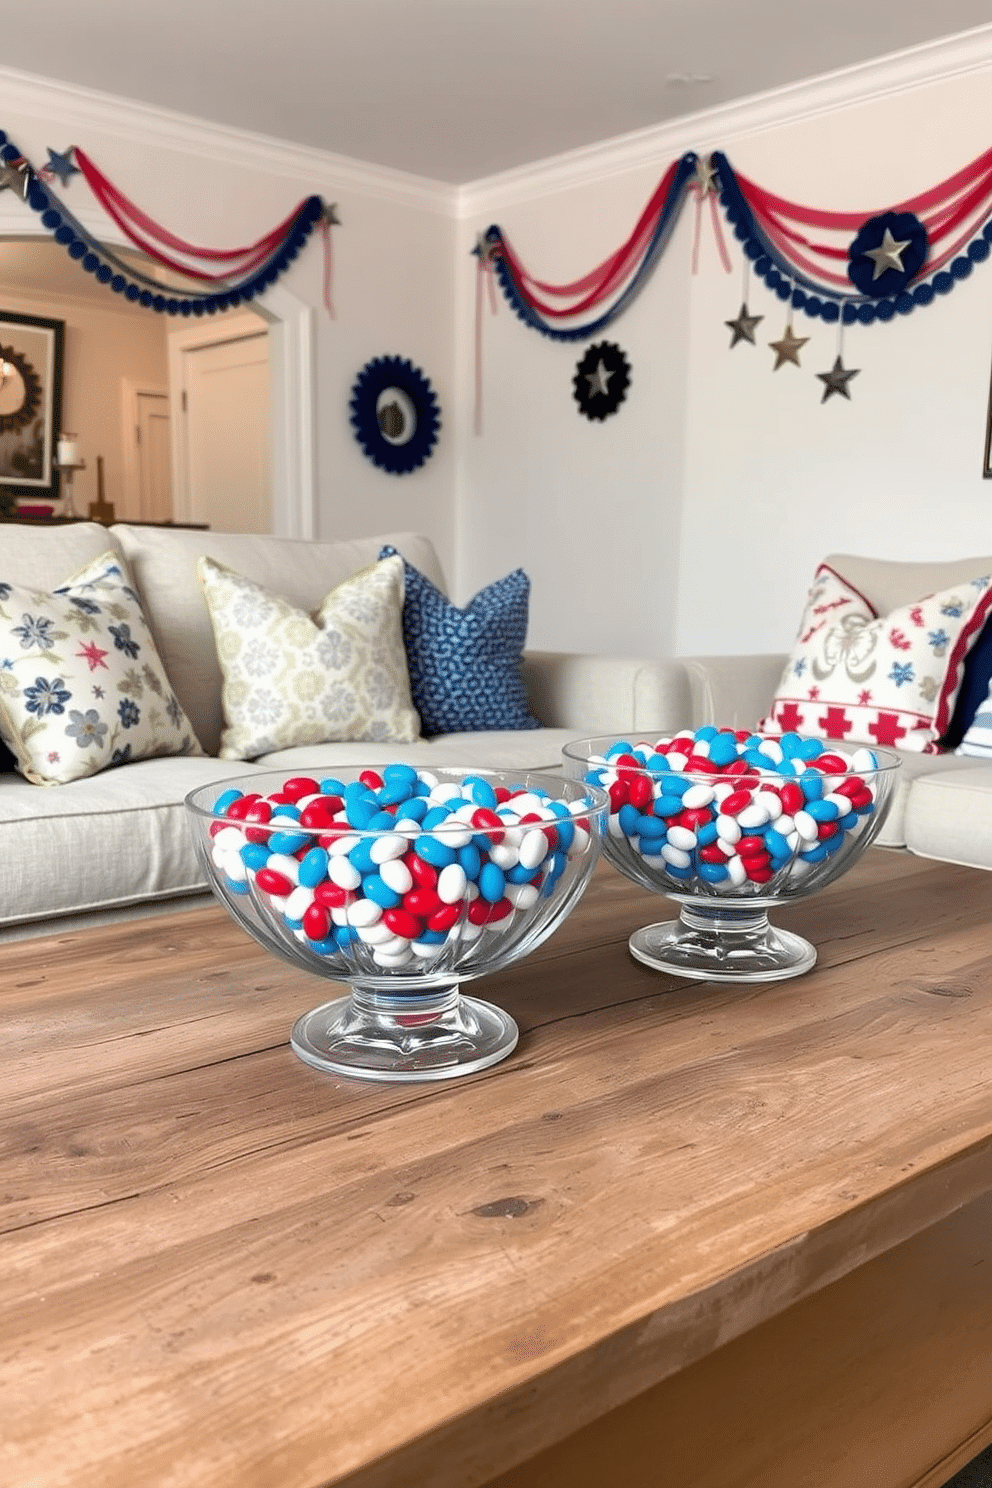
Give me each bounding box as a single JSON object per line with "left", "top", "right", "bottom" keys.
{"left": 2, "top": 849, "right": 991, "bottom": 1488}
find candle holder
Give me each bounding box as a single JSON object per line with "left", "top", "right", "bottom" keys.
{"left": 55, "top": 434, "right": 85, "bottom": 519}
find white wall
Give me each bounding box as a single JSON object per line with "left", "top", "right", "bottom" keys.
{"left": 5, "top": 43, "right": 992, "bottom": 657}
{"left": 456, "top": 35, "right": 992, "bottom": 657}
{"left": 0, "top": 70, "right": 458, "bottom": 575}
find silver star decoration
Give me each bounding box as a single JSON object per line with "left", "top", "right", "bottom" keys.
{"left": 322, "top": 202, "right": 341, "bottom": 226}
{"left": 474, "top": 231, "right": 498, "bottom": 264}
{"left": 817, "top": 355, "right": 860, "bottom": 402}
{"left": 865, "top": 226, "right": 910, "bottom": 279}
{"left": 725, "top": 302, "right": 763, "bottom": 348}
{"left": 769, "top": 323, "right": 810, "bottom": 370}
{"left": 693, "top": 154, "right": 718, "bottom": 195}
{"left": 0, "top": 157, "right": 31, "bottom": 199}
{"left": 586, "top": 360, "right": 613, "bottom": 397}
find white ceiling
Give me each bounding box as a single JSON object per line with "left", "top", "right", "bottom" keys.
{"left": 4, "top": 1, "right": 992, "bottom": 185}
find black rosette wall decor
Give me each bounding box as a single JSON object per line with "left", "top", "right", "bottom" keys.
{"left": 0, "top": 344, "right": 42, "bottom": 434}
{"left": 572, "top": 342, "right": 630, "bottom": 421}
{"left": 349, "top": 356, "right": 441, "bottom": 474}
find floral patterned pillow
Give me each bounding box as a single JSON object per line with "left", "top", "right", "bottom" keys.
{"left": 757, "top": 563, "right": 992, "bottom": 754}
{"left": 197, "top": 553, "right": 420, "bottom": 760}
{"left": 0, "top": 551, "right": 202, "bottom": 785}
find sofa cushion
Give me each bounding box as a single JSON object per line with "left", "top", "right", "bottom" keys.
{"left": 955, "top": 675, "right": 992, "bottom": 757}
{"left": 0, "top": 754, "right": 268, "bottom": 928}
{"left": 903, "top": 761, "right": 992, "bottom": 870}
{"left": 111, "top": 526, "right": 447, "bottom": 756}
{"left": 0, "top": 551, "right": 202, "bottom": 786}
{"left": 198, "top": 553, "right": 420, "bottom": 759}
{"left": 758, "top": 562, "right": 992, "bottom": 754}
{"left": 254, "top": 727, "right": 583, "bottom": 775}
{"left": 378, "top": 544, "right": 541, "bottom": 737}
{"left": 0, "top": 519, "right": 125, "bottom": 586}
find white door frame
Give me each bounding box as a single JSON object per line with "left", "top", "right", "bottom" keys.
{"left": 0, "top": 209, "right": 316, "bottom": 539}
{"left": 120, "top": 378, "right": 167, "bottom": 519}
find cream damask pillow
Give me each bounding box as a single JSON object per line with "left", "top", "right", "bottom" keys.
{"left": 197, "top": 553, "right": 421, "bottom": 759}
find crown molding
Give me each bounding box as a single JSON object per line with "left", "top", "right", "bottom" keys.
{"left": 0, "top": 65, "right": 457, "bottom": 214}
{"left": 457, "top": 23, "right": 992, "bottom": 217}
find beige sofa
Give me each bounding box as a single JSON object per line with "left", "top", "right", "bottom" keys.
{"left": 0, "top": 521, "right": 693, "bottom": 940}
{"left": 1, "top": 528, "right": 988, "bottom": 943}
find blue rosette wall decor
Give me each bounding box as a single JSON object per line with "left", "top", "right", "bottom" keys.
{"left": 349, "top": 357, "right": 441, "bottom": 474}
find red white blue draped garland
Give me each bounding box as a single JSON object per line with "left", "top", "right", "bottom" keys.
{"left": 476, "top": 145, "right": 992, "bottom": 341}
{"left": 0, "top": 131, "right": 334, "bottom": 316}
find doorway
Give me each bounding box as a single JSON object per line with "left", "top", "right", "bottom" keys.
{"left": 168, "top": 315, "right": 270, "bottom": 533}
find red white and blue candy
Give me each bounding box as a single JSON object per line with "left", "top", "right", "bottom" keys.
{"left": 580, "top": 728, "right": 883, "bottom": 892}
{"left": 205, "top": 766, "right": 597, "bottom": 969}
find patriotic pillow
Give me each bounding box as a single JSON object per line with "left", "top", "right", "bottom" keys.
{"left": 757, "top": 563, "right": 992, "bottom": 754}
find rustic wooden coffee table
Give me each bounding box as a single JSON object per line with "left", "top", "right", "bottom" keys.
{"left": 3, "top": 850, "right": 991, "bottom": 1488}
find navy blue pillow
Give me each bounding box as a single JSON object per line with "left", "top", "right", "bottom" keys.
{"left": 378, "top": 546, "right": 541, "bottom": 737}
{"left": 941, "top": 617, "right": 992, "bottom": 749}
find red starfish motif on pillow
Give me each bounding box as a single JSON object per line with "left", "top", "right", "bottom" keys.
{"left": 807, "top": 686, "right": 820, "bottom": 700}
{"left": 77, "top": 641, "right": 109, "bottom": 671}
{"left": 858, "top": 689, "right": 873, "bottom": 705}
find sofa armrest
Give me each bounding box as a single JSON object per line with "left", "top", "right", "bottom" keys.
{"left": 521, "top": 651, "right": 694, "bottom": 733}
{"left": 681, "top": 654, "right": 788, "bottom": 732}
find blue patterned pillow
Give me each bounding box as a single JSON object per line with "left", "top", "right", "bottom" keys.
{"left": 378, "top": 546, "right": 541, "bottom": 737}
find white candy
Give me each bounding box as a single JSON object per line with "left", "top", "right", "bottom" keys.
{"left": 518, "top": 828, "right": 549, "bottom": 871}
{"left": 284, "top": 885, "right": 315, "bottom": 921}
{"left": 369, "top": 833, "right": 407, "bottom": 863}
{"left": 437, "top": 863, "right": 468, "bottom": 904}
{"left": 378, "top": 857, "right": 414, "bottom": 895}
{"left": 661, "top": 844, "right": 692, "bottom": 869}
{"left": 737, "top": 802, "right": 770, "bottom": 831}
{"left": 682, "top": 783, "right": 715, "bottom": 809}
{"left": 213, "top": 824, "right": 247, "bottom": 852}
{"left": 347, "top": 898, "right": 383, "bottom": 927}
{"left": 328, "top": 855, "right": 362, "bottom": 891}
{"left": 266, "top": 852, "right": 300, "bottom": 885}
{"left": 507, "top": 882, "right": 540, "bottom": 909}
{"left": 793, "top": 809, "right": 819, "bottom": 843}
{"left": 666, "top": 825, "right": 697, "bottom": 851}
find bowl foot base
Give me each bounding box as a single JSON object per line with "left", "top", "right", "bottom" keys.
{"left": 290, "top": 986, "right": 518, "bottom": 1082}
{"left": 629, "top": 905, "right": 817, "bottom": 983}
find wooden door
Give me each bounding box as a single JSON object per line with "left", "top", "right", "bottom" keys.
{"left": 179, "top": 330, "right": 270, "bottom": 533}
{"left": 135, "top": 390, "right": 172, "bottom": 522}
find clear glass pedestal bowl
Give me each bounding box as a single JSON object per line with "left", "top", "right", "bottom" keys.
{"left": 562, "top": 731, "right": 901, "bottom": 983}
{"left": 186, "top": 765, "right": 608, "bottom": 1083}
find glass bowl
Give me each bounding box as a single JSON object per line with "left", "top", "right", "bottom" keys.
{"left": 562, "top": 729, "right": 901, "bottom": 982}
{"left": 186, "top": 765, "right": 608, "bottom": 1083}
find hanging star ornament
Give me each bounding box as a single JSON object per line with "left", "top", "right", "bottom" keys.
{"left": 321, "top": 202, "right": 341, "bottom": 226}
{"left": 44, "top": 147, "right": 79, "bottom": 186}
{"left": 817, "top": 355, "right": 860, "bottom": 403}
{"left": 769, "top": 322, "right": 809, "bottom": 370}
{"left": 0, "top": 156, "right": 32, "bottom": 199}
{"left": 692, "top": 153, "right": 718, "bottom": 195}
{"left": 725, "top": 303, "right": 763, "bottom": 348}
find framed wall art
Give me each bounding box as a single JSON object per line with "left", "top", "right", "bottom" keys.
{"left": 0, "top": 309, "right": 65, "bottom": 507}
